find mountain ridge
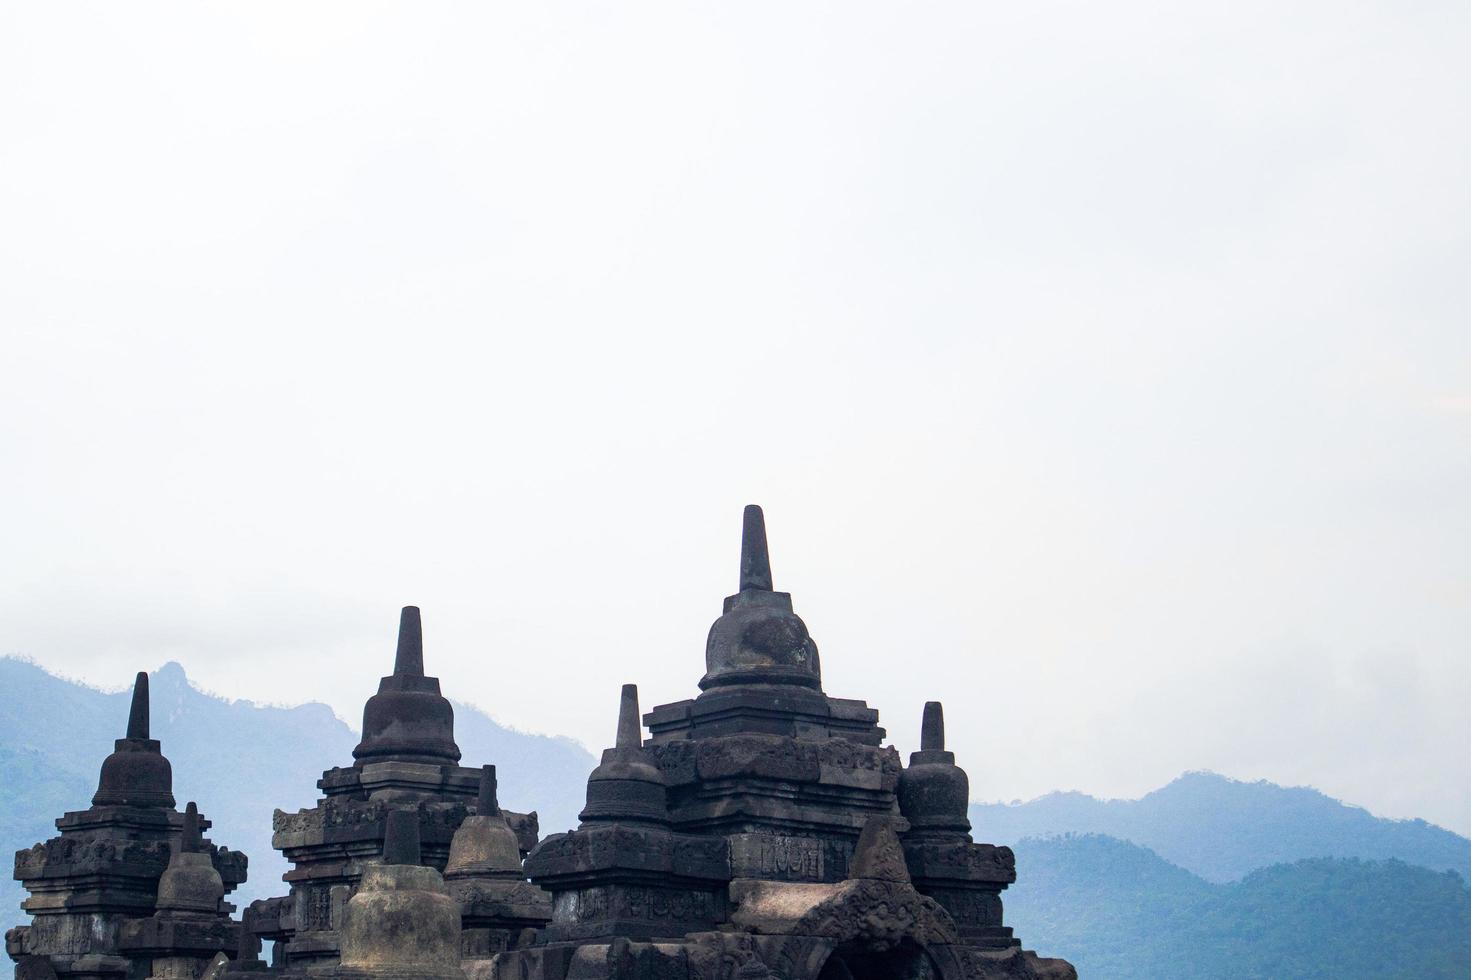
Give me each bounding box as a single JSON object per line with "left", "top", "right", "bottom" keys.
{"left": 971, "top": 769, "right": 1471, "bottom": 883}
{"left": 1004, "top": 833, "right": 1471, "bottom": 979}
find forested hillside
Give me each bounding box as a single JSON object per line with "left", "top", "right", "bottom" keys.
{"left": 1007, "top": 834, "right": 1471, "bottom": 979}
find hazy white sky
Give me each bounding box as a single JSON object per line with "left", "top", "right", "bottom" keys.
{"left": 3, "top": 3, "right": 1468, "bottom": 836}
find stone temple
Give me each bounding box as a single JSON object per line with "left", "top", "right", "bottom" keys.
{"left": 8, "top": 506, "right": 1076, "bottom": 980}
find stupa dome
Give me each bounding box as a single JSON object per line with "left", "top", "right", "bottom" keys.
{"left": 353, "top": 606, "right": 462, "bottom": 766}
{"left": 701, "top": 505, "right": 822, "bottom": 691}
{"left": 92, "top": 672, "right": 175, "bottom": 808}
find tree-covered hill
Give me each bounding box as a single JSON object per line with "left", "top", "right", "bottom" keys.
{"left": 1006, "top": 834, "right": 1471, "bottom": 979}
{"left": 973, "top": 770, "right": 1471, "bottom": 882}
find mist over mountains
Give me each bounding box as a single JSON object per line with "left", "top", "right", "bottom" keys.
{"left": 0, "top": 657, "right": 593, "bottom": 913}
{"left": 3, "top": 659, "right": 1468, "bottom": 978}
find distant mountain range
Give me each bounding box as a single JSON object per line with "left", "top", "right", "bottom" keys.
{"left": 0, "top": 657, "right": 594, "bottom": 915}
{"left": 970, "top": 771, "right": 1471, "bottom": 883}
{"left": 5, "top": 659, "right": 1470, "bottom": 979}
{"left": 973, "top": 773, "right": 1471, "bottom": 977}
{"left": 1004, "top": 835, "right": 1471, "bottom": 978}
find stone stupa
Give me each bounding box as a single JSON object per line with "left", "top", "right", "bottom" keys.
{"left": 7, "top": 673, "right": 248, "bottom": 980}
{"left": 491, "top": 505, "right": 1075, "bottom": 979}
{"left": 250, "top": 607, "right": 541, "bottom": 971}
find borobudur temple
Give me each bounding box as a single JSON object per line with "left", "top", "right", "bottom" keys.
{"left": 8, "top": 506, "right": 1076, "bottom": 980}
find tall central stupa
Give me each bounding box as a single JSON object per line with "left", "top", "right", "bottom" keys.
{"left": 492, "top": 505, "right": 1075, "bottom": 979}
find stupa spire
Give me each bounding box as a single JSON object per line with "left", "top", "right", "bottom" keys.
{"left": 126, "top": 671, "right": 149, "bottom": 739}
{"left": 477, "top": 765, "right": 500, "bottom": 816}
{"left": 616, "top": 684, "right": 642, "bottom": 750}
{"left": 739, "top": 504, "right": 773, "bottom": 592}
{"left": 181, "top": 801, "right": 201, "bottom": 853}
{"left": 921, "top": 701, "right": 945, "bottom": 752}
{"left": 393, "top": 606, "right": 424, "bottom": 678}
{"left": 382, "top": 809, "right": 421, "bottom": 866}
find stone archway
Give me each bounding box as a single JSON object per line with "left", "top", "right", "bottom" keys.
{"left": 816, "top": 940, "right": 940, "bottom": 980}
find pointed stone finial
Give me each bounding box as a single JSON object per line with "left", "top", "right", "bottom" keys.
{"left": 393, "top": 606, "right": 424, "bottom": 677}
{"left": 181, "top": 801, "right": 202, "bottom": 853}
{"left": 382, "top": 809, "right": 421, "bottom": 865}
{"left": 849, "top": 815, "right": 911, "bottom": 883}
{"left": 126, "top": 671, "right": 150, "bottom": 739}
{"left": 478, "top": 764, "right": 500, "bottom": 815}
{"left": 921, "top": 701, "right": 945, "bottom": 752}
{"left": 739, "top": 504, "right": 773, "bottom": 592}
{"left": 616, "top": 684, "right": 642, "bottom": 750}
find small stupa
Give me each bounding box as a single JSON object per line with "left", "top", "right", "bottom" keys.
{"left": 443, "top": 767, "right": 550, "bottom": 964}
{"left": 336, "top": 811, "right": 463, "bottom": 980}
{"left": 122, "top": 802, "right": 241, "bottom": 980}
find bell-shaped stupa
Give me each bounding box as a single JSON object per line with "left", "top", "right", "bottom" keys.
{"left": 337, "top": 811, "right": 464, "bottom": 980}
{"left": 578, "top": 685, "right": 668, "bottom": 826}
{"left": 897, "top": 702, "right": 973, "bottom": 839}
{"left": 92, "top": 672, "right": 175, "bottom": 808}
{"left": 701, "top": 505, "right": 822, "bottom": 691}
{"left": 353, "top": 606, "right": 461, "bottom": 766}
{"left": 444, "top": 767, "right": 551, "bottom": 963}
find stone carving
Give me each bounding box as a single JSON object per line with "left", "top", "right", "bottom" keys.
{"left": 727, "top": 835, "right": 823, "bottom": 882}
{"left": 848, "top": 817, "right": 910, "bottom": 884}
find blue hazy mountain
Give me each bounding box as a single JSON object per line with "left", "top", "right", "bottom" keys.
{"left": 1004, "top": 834, "right": 1471, "bottom": 979}
{"left": 0, "top": 657, "right": 595, "bottom": 915}
{"left": 972, "top": 770, "right": 1471, "bottom": 883}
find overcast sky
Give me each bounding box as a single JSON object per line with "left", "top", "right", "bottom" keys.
{"left": 2, "top": 2, "right": 1468, "bottom": 836}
